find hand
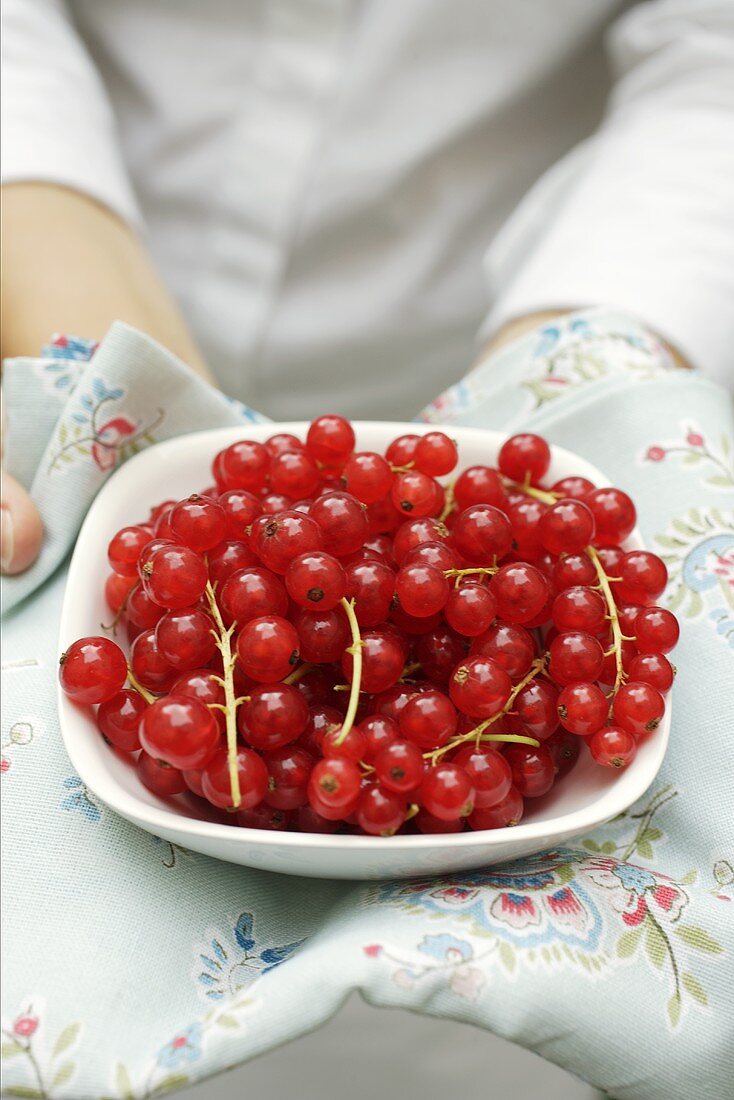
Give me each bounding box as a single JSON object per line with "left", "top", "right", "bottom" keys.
{"left": 1, "top": 473, "right": 43, "bottom": 575}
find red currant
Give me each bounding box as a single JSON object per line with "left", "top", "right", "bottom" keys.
{"left": 468, "top": 785, "right": 524, "bottom": 829}
{"left": 341, "top": 452, "right": 393, "bottom": 503}
{"left": 548, "top": 631, "right": 604, "bottom": 685}
{"left": 612, "top": 681, "right": 665, "bottom": 735}
{"left": 419, "top": 764, "right": 474, "bottom": 820}
{"left": 491, "top": 562, "right": 550, "bottom": 624}
{"left": 589, "top": 726, "right": 637, "bottom": 768}
{"left": 414, "top": 431, "right": 458, "bottom": 477}
{"left": 504, "top": 743, "right": 555, "bottom": 798}
{"left": 59, "top": 636, "right": 127, "bottom": 705}
{"left": 155, "top": 608, "right": 216, "bottom": 671}
{"left": 452, "top": 745, "right": 512, "bottom": 809}
{"left": 137, "top": 752, "right": 187, "bottom": 797}
{"left": 220, "top": 566, "right": 288, "bottom": 626}
{"left": 584, "top": 487, "right": 636, "bottom": 546}
{"left": 498, "top": 433, "right": 551, "bottom": 485}
{"left": 140, "top": 695, "right": 220, "bottom": 770}
{"left": 539, "top": 499, "right": 595, "bottom": 556}
{"left": 202, "top": 746, "right": 269, "bottom": 810}
{"left": 374, "top": 740, "right": 424, "bottom": 793}
{"left": 236, "top": 615, "right": 300, "bottom": 681}
{"left": 97, "top": 689, "right": 147, "bottom": 752}
{"left": 449, "top": 656, "right": 512, "bottom": 719}
{"left": 142, "top": 544, "right": 208, "bottom": 609}
{"left": 399, "top": 689, "right": 458, "bottom": 750}
{"left": 306, "top": 415, "right": 355, "bottom": 466}
{"left": 634, "top": 606, "right": 680, "bottom": 653}
{"left": 452, "top": 505, "right": 512, "bottom": 565}
{"left": 557, "top": 682, "right": 608, "bottom": 736}
{"left": 108, "top": 525, "right": 152, "bottom": 577}
{"left": 250, "top": 510, "right": 323, "bottom": 574}
{"left": 627, "top": 652, "right": 675, "bottom": 693}
{"left": 285, "top": 551, "right": 346, "bottom": 611}
{"left": 453, "top": 465, "right": 506, "bottom": 511}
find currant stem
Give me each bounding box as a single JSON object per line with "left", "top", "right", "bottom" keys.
{"left": 443, "top": 565, "right": 498, "bottom": 587}
{"left": 205, "top": 581, "right": 242, "bottom": 809}
{"left": 333, "top": 597, "right": 363, "bottom": 747}
{"left": 586, "top": 546, "right": 625, "bottom": 715}
{"left": 501, "top": 477, "right": 559, "bottom": 506}
{"left": 439, "top": 481, "right": 456, "bottom": 523}
{"left": 427, "top": 656, "right": 546, "bottom": 763}
{"left": 283, "top": 662, "right": 315, "bottom": 686}
{"left": 126, "top": 666, "right": 157, "bottom": 705}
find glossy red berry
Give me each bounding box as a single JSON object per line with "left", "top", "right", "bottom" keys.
{"left": 320, "top": 722, "right": 367, "bottom": 763}
{"left": 396, "top": 562, "right": 449, "bottom": 617}
{"left": 217, "top": 489, "right": 262, "bottom": 539}
{"left": 104, "top": 571, "right": 137, "bottom": 614}
{"left": 627, "top": 652, "right": 675, "bottom": 693}
{"left": 265, "top": 432, "right": 304, "bottom": 459}
{"left": 551, "top": 476, "right": 595, "bottom": 500}
{"left": 238, "top": 683, "right": 309, "bottom": 750}
{"left": 341, "top": 452, "right": 393, "bottom": 503}
{"left": 548, "top": 631, "right": 604, "bottom": 686}
{"left": 513, "top": 679, "right": 559, "bottom": 741}
{"left": 142, "top": 544, "right": 208, "bottom": 609}
{"left": 140, "top": 695, "right": 220, "bottom": 770}
{"left": 107, "top": 525, "right": 152, "bottom": 577}
{"left": 399, "top": 689, "right": 458, "bottom": 750}
{"left": 468, "top": 785, "right": 524, "bottom": 829}
{"left": 169, "top": 494, "right": 227, "bottom": 552}
{"left": 470, "top": 622, "right": 535, "bottom": 680}
{"left": 634, "top": 606, "right": 680, "bottom": 653}
{"left": 552, "top": 553, "right": 597, "bottom": 591}
{"left": 491, "top": 562, "right": 550, "bottom": 625}
{"left": 220, "top": 566, "right": 288, "bottom": 625}
{"left": 155, "top": 608, "right": 216, "bottom": 671}
{"left": 344, "top": 559, "right": 395, "bottom": 628}
{"left": 498, "top": 433, "right": 551, "bottom": 485}
{"left": 507, "top": 498, "right": 547, "bottom": 559}
{"left": 449, "top": 656, "right": 512, "bottom": 719}
{"left": 263, "top": 745, "right": 314, "bottom": 810}
{"left": 385, "top": 433, "right": 419, "bottom": 466}
{"left": 391, "top": 470, "right": 439, "bottom": 518}
{"left": 453, "top": 465, "right": 506, "bottom": 511}
{"left": 202, "top": 746, "right": 269, "bottom": 810}
{"left": 236, "top": 615, "right": 299, "bottom": 682}
{"left": 207, "top": 540, "right": 259, "bottom": 588}
{"left": 307, "top": 757, "right": 361, "bottom": 819}
{"left": 285, "top": 551, "right": 346, "bottom": 611}
{"left": 615, "top": 551, "right": 668, "bottom": 605}
{"left": 59, "top": 636, "right": 127, "bottom": 705}
{"left": 359, "top": 714, "right": 400, "bottom": 761}
{"left": 215, "top": 440, "right": 269, "bottom": 492}
{"left": 452, "top": 505, "right": 512, "bottom": 565}
{"left": 306, "top": 415, "right": 356, "bottom": 466}
{"left": 374, "top": 740, "right": 424, "bottom": 793}
{"left": 589, "top": 726, "right": 637, "bottom": 768}
{"left": 97, "top": 689, "right": 147, "bottom": 752}
{"left": 452, "top": 745, "right": 512, "bottom": 809}
{"left": 342, "top": 628, "right": 406, "bottom": 693}
{"left": 356, "top": 785, "right": 407, "bottom": 836}
{"left": 250, "top": 510, "right": 323, "bottom": 574}
{"left": 504, "top": 743, "right": 555, "bottom": 798}
{"left": 137, "top": 752, "right": 187, "bottom": 797}
{"left": 552, "top": 586, "right": 606, "bottom": 635}
{"left": 419, "top": 763, "right": 474, "bottom": 820}
{"left": 612, "top": 681, "right": 665, "bottom": 735}
{"left": 309, "top": 492, "right": 369, "bottom": 556}
{"left": 414, "top": 431, "right": 458, "bottom": 477}
{"left": 539, "top": 499, "right": 595, "bottom": 556}
{"left": 270, "top": 450, "right": 321, "bottom": 498}
{"left": 557, "top": 682, "right": 608, "bottom": 736}
{"left": 444, "top": 582, "right": 497, "bottom": 637}
{"left": 293, "top": 607, "right": 350, "bottom": 663}
{"left": 584, "top": 487, "right": 637, "bottom": 546}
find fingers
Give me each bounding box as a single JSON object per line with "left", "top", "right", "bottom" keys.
{"left": 1, "top": 472, "right": 43, "bottom": 575}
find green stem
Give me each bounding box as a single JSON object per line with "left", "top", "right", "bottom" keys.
{"left": 501, "top": 477, "right": 559, "bottom": 505}
{"left": 333, "top": 598, "right": 363, "bottom": 747}
{"left": 205, "top": 582, "right": 241, "bottom": 808}
{"left": 586, "top": 546, "right": 625, "bottom": 715}
{"left": 126, "top": 666, "right": 157, "bottom": 705}
{"left": 283, "top": 662, "right": 315, "bottom": 686}
{"left": 428, "top": 657, "right": 545, "bottom": 762}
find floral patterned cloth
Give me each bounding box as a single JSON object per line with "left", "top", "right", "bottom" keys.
{"left": 2, "top": 313, "right": 732, "bottom": 1100}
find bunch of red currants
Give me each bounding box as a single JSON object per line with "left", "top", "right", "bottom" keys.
{"left": 59, "top": 417, "right": 679, "bottom": 837}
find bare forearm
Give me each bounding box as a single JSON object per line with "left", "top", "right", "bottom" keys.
{"left": 1, "top": 183, "right": 212, "bottom": 380}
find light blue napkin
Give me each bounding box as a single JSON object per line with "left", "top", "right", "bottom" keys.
{"left": 2, "top": 313, "right": 732, "bottom": 1100}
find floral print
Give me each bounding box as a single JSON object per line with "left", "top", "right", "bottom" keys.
{"left": 193, "top": 913, "right": 304, "bottom": 1002}
{"left": 644, "top": 424, "right": 733, "bottom": 490}
{"left": 48, "top": 377, "right": 164, "bottom": 474}
{"left": 368, "top": 789, "right": 725, "bottom": 1026}
{"left": 60, "top": 775, "right": 103, "bottom": 823}
{"left": 1, "top": 1003, "right": 82, "bottom": 1099}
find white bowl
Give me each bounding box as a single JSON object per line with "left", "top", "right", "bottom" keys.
{"left": 58, "top": 423, "right": 670, "bottom": 880}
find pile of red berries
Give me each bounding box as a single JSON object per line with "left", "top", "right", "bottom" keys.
{"left": 59, "top": 417, "right": 679, "bottom": 837}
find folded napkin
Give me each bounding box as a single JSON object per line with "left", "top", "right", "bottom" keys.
{"left": 2, "top": 312, "right": 732, "bottom": 1100}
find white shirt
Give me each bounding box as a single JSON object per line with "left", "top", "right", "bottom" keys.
{"left": 3, "top": 0, "right": 733, "bottom": 417}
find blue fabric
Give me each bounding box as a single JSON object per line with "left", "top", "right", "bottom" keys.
{"left": 2, "top": 314, "right": 732, "bottom": 1100}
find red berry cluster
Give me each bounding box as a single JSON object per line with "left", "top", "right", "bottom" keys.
{"left": 59, "top": 418, "right": 678, "bottom": 837}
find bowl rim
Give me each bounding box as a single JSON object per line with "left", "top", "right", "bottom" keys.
{"left": 58, "top": 421, "right": 670, "bottom": 853}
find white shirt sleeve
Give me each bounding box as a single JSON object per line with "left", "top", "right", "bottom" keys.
{"left": 1, "top": 0, "right": 142, "bottom": 228}
{"left": 482, "top": 0, "right": 734, "bottom": 386}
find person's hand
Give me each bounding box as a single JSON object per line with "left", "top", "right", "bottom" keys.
{"left": 1, "top": 469, "right": 43, "bottom": 575}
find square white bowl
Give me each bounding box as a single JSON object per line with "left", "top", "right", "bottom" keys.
{"left": 58, "top": 423, "right": 670, "bottom": 880}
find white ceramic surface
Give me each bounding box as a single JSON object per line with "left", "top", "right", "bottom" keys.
{"left": 58, "top": 423, "right": 670, "bottom": 880}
